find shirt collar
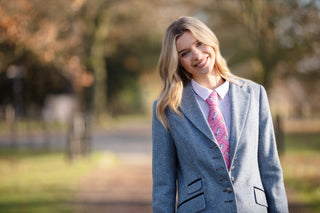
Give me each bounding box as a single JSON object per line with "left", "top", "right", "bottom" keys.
{"left": 191, "top": 78, "right": 229, "bottom": 101}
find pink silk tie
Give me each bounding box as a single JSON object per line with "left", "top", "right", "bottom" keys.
{"left": 206, "top": 91, "right": 230, "bottom": 169}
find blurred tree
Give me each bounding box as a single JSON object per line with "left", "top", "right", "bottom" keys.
{"left": 0, "top": 0, "right": 87, "bottom": 106}
{"left": 0, "top": 0, "right": 193, "bottom": 115}
{"left": 79, "top": 0, "right": 111, "bottom": 120}
{"left": 0, "top": 0, "right": 196, "bottom": 157}
{"left": 204, "top": 0, "right": 320, "bottom": 90}
{"left": 0, "top": 0, "right": 94, "bottom": 157}
{"left": 88, "top": 0, "right": 193, "bottom": 115}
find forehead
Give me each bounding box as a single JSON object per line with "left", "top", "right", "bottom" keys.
{"left": 176, "top": 31, "right": 197, "bottom": 51}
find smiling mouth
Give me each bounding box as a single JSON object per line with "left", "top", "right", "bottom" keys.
{"left": 194, "top": 57, "right": 208, "bottom": 68}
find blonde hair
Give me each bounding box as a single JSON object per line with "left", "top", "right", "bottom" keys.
{"left": 156, "top": 16, "right": 238, "bottom": 128}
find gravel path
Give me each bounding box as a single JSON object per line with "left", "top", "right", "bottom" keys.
{"left": 74, "top": 152, "right": 152, "bottom": 213}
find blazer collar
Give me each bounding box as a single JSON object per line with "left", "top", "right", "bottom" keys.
{"left": 180, "top": 82, "right": 216, "bottom": 143}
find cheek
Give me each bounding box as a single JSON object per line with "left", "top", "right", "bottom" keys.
{"left": 179, "top": 58, "right": 189, "bottom": 69}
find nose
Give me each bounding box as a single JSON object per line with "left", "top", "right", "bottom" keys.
{"left": 191, "top": 47, "right": 201, "bottom": 60}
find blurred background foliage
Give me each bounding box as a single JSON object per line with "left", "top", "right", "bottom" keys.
{"left": 0, "top": 0, "right": 319, "bottom": 160}
{"left": 0, "top": 0, "right": 319, "bottom": 155}
{"left": 0, "top": 0, "right": 319, "bottom": 119}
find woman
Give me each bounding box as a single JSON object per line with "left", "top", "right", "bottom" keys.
{"left": 152, "top": 16, "right": 288, "bottom": 213}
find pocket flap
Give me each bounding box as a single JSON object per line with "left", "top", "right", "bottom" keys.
{"left": 254, "top": 187, "right": 268, "bottom": 207}
{"left": 187, "top": 178, "right": 202, "bottom": 194}
{"left": 177, "top": 193, "right": 206, "bottom": 213}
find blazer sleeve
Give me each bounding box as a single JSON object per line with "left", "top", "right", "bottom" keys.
{"left": 152, "top": 101, "right": 177, "bottom": 213}
{"left": 258, "top": 86, "right": 289, "bottom": 213}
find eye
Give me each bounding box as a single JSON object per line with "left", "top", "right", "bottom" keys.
{"left": 181, "top": 51, "right": 189, "bottom": 57}
{"left": 197, "top": 41, "right": 203, "bottom": 47}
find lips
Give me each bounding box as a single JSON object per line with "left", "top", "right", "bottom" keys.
{"left": 194, "top": 56, "right": 208, "bottom": 68}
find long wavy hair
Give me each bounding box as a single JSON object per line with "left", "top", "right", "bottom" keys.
{"left": 156, "top": 16, "right": 238, "bottom": 128}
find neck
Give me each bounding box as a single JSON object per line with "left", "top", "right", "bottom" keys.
{"left": 193, "top": 73, "right": 224, "bottom": 90}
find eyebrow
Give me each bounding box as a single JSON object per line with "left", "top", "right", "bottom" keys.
{"left": 177, "top": 40, "right": 199, "bottom": 54}
{"left": 178, "top": 49, "right": 186, "bottom": 54}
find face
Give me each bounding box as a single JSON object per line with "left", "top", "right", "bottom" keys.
{"left": 176, "top": 31, "right": 216, "bottom": 82}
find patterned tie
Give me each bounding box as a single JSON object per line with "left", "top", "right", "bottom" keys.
{"left": 206, "top": 91, "right": 230, "bottom": 169}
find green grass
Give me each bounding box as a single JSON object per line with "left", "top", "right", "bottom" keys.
{"left": 281, "top": 133, "right": 320, "bottom": 213}
{"left": 0, "top": 150, "right": 102, "bottom": 213}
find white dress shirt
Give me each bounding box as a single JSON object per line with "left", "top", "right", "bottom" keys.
{"left": 191, "top": 79, "right": 231, "bottom": 135}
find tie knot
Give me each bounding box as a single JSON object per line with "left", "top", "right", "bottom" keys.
{"left": 206, "top": 91, "right": 219, "bottom": 106}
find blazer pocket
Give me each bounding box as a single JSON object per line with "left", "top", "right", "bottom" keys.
{"left": 187, "top": 178, "right": 202, "bottom": 194}
{"left": 254, "top": 187, "right": 268, "bottom": 208}
{"left": 177, "top": 193, "right": 206, "bottom": 213}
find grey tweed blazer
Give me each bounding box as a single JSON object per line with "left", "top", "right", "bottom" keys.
{"left": 152, "top": 80, "right": 288, "bottom": 213}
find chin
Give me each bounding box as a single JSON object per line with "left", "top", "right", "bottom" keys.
{"left": 198, "top": 69, "right": 210, "bottom": 75}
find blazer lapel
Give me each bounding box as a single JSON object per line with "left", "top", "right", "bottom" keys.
{"left": 180, "top": 81, "right": 251, "bottom": 163}
{"left": 229, "top": 82, "right": 251, "bottom": 162}
{"left": 180, "top": 82, "right": 216, "bottom": 143}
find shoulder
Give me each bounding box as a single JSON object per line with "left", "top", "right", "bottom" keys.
{"left": 153, "top": 99, "right": 158, "bottom": 109}
{"left": 232, "top": 78, "right": 262, "bottom": 90}
{"left": 229, "top": 78, "right": 266, "bottom": 95}
{"left": 229, "top": 78, "right": 270, "bottom": 105}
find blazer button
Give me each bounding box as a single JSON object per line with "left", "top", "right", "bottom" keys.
{"left": 220, "top": 178, "right": 228, "bottom": 182}
{"left": 224, "top": 187, "right": 233, "bottom": 193}
{"left": 230, "top": 166, "right": 235, "bottom": 171}
{"left": 231, "top": 176, "right": 234, "bottom": 182}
